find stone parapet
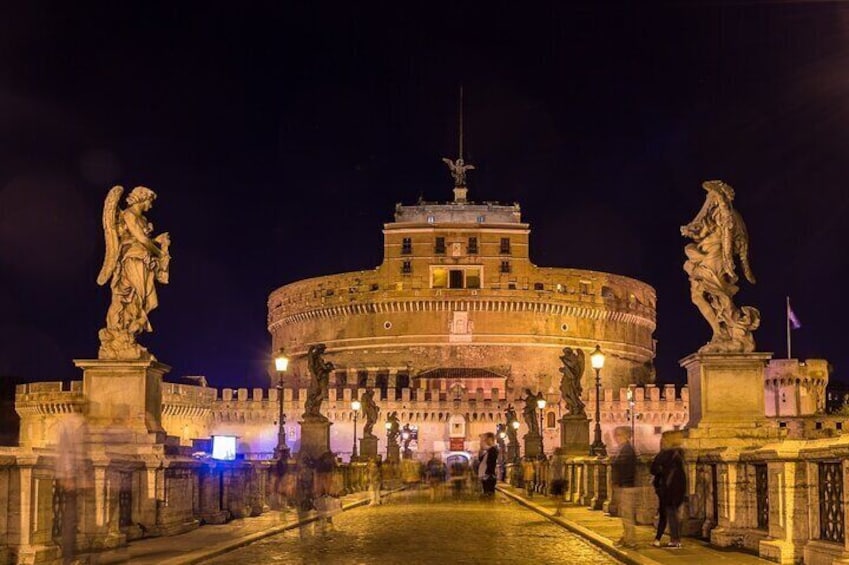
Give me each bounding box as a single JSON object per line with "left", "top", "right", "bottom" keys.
{"left": 15, "top": 381, "right": 85, "bottom": 417}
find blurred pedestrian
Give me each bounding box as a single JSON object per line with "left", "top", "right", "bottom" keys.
{"left": 611, "top": 427, "right": 637, "bottom": 549}
{"left": 651, "top": 432, "right": 687, "bottom": 549}
{"left": 549, "top": 454, "right": 566, "bottom": 516}
{"left": 368, "top": 458, "right": 383, "bottom": 506}
{"left": 478, "top": 432, "right": 498, "bottom": 497}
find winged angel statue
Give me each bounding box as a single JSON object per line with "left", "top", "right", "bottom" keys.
{"left": 441, "top": 157, "right": 475, "bottom": 187}
{"left": 96, "top": 186, "right": 171, "bottom": 360}
{"left": 559, "top": 347, "right": 586, "bottom": 417}
{"left": 681, "top": 180, "right": 759, "bottom": 353}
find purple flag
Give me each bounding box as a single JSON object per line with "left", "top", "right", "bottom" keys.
{"left": 788, "top": 304, "right": 801, "bottom": 330}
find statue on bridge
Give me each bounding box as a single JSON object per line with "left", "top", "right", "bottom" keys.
{"left": 521, "top": 389, "right": 543, "bottom": 436}
{"left": 386, "top": 411, "right": 401, "bottom": 444}
{"left": 681, "top": 180, "right": 760, "bottom": 353}
{"left": 559, "top": 347, "right": 586, "bottom": 417}
{"left": 96, "top": 185, "right": 171, "bottom": 360}
{"left": 304, "top": 344, "right": 333, "bottom": 420}
{"left": 361, "top": 388, "right": 379, "bottom": 437}
{"left": 504, "top": 404, "right": 519, "bottom": 445}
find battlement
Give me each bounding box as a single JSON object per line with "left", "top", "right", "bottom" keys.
{"left": 591, "top": 384, "right": 690, "bottom": 428}
{"left": 15, "top": 381, "right": 85, "bottom": 417}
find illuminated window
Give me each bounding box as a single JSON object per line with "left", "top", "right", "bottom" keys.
{"left": 466, "top": 268, "right": 481, "bottom": 289}
{"left": 427, "top": 215, "right": 435, "bottom": 224}
{"left": 401, "top": 238, "right": 412, "bottom": 254}
{"left": 432, "top": 268, "right": 448, "bottom": 288}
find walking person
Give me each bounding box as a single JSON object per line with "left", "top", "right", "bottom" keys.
{"left": 478, "top": 432, "right": 499, "bottom": 497}
{"left": 611, "top": 427, "right": 638, "bottom": 549}
{"left": 651, "top": 432, "right": 687, "bottom": 548}
{"left": 549, "top": 454, "right": 566, "bottom": 516}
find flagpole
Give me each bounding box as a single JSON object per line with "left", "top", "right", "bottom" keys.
{"left": 786, "top": 296, "right": 791, "bottom": 360}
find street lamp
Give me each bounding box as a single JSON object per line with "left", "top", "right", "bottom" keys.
{"left": 401, "top": 425, "right": 411, "bottom": 459}
{"left": 536, "top": 396, "right": 547, "bottom": 457}
{"left": 351, "top": 398, "right": 361, "bottom": 461}
{"left": 274, "top": 352, "right": 290, "bottom": 460}
{"left": 589, "top": 344, "right": 607, "bottom": 456}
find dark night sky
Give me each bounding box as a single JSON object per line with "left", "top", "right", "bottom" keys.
{"left": 1, "top": 2, "right": 848, "bottom": 393}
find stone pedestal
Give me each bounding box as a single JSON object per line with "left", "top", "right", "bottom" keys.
{"left": 386, "top": 442, "right": 400, "bottom": 463}
{"left": 507, "top": 443, "right": 520, "bottom": 462}
{"left": 560, "top": 415, "right": 590, "bottom": 456}
{"left": 523, "top": 433, "right": 540, "bottom": 459}
{"left": 298, "top": 417, "right": 332, "bottom": 460}
{"left": 75, "top": 358, "right": 170, "bottom": 444}
{"left": 681, "top": 352, "right": 772, "bottom": 429}
{"left": 359, "top": 435, "right": 378, "bottom": 460}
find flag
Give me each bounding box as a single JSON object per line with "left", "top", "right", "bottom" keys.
{"left": 787, "top": 303, "right": 801, "bottom": 330}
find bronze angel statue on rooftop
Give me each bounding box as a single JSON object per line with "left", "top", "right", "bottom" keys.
{"left": 97, "top": 186, "right": 171, "bottom": 360}
{"left": 441, "top": 157, "right": 475, "bottom": 187}
{"left": 681, "top": 180, "right": 760, "bottom": 353}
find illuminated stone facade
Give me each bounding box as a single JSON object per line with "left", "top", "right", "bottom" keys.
{"left": 268, "top": 198, "right": 657, "bottom": 397}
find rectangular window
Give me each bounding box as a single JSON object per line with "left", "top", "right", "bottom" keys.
{"left": 401, "top": 260, "right": 412, "bottom": 274}
{"left": 500, "top": 261, "right": 511, "bottom": 274}
{"left": 435, "top": 237, "right": 446, "bottom": 254}
{"left": 431, "top": 268, "right": 448, "bottom": 288}
{"left": 579, "top": 281, "right": 590, "bottom": 294}
{"left": 533, "top": 282, "right": 544, "bottom": 291}
{"left": 500, "top": 238, "right": 511, "bottom": 254}
{"left": 468, "top": 237, "right": 478, "bottom": 254}
{"left": 466, "top": 268, "right": 481, "bottom": 289}
{"left": 449, "top": 270, "right": 464, "bottom": 289}
{"left": 401, "top": 238, "right": 412, "bottom": 254}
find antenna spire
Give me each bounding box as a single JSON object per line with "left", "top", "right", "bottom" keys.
{"left": 459, "top": 85, "right": 464, "bottom": 160}
{"left": 441, "top": 86, "right": 475, "bottom": 202}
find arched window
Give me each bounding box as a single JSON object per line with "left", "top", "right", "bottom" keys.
{"left": 546, "top": 411, "right": 557, "bottom": 429}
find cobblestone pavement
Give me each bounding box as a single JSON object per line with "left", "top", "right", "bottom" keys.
{"left": 202, "top": 486, "right": 620, "bottom": 565}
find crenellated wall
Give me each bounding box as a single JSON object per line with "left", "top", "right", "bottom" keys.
{"left": 15, "top": 382, "right": 85, "bottom": 448}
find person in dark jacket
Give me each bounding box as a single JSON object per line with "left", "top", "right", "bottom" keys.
{"left": 611, "top": 427, "right": 638, "bottom": 548}
{"left": 650, "top": 432, "right": 687, "bottom": 548}
{"left": 478, "top": 432, "right": 499, "bottom": 496}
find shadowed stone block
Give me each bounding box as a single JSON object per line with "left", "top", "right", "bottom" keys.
{"left": 560, "top": 415, "right": 589, "bottom": 456}
{"left": 299, "top": 418, "right": 332, "bottom": 460}
{"left": 360, "top": 435, "right": 378, "bottom": 460}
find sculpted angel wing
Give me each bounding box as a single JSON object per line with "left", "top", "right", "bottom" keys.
{"left": 576, "top": 349, "right": 585, "bottom": 384}
{"left": 96, "top": 185, "right": 123, "bottom": 286}
{"left": 441, "top": 157, "right": 455, "bottom": 168}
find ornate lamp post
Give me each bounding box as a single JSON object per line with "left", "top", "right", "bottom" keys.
{"left": 589, "top": 345, "right": 607, "bottom": 456}
{"left": 351, "top": 398, "right": 361, "bottom": 461}
{"left": 274, "top": 352, "right": 290, "bottom": 460}
{"left": 536, "top": 396, "right": 547, "bottom": 458}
